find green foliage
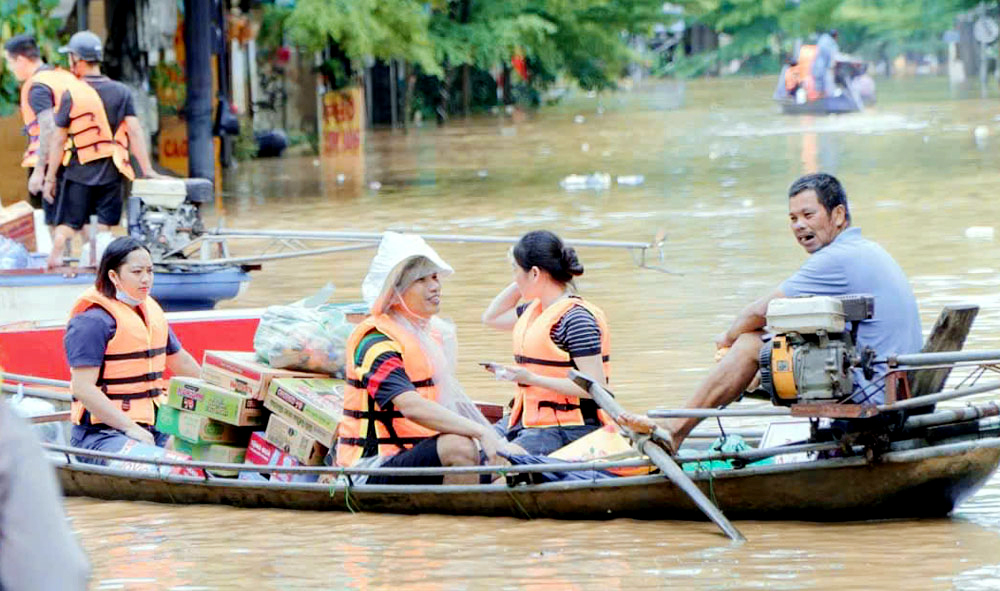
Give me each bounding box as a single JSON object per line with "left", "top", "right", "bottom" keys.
{"left": 233, "top": 116, "right": 258, "bottom": 161}
{"left": 285, "top": 0, "right": 441, "bottom": 76}
{"left": 673, "top": 0, "right": 986, "bottom": 75}
{"left": 0, "top": 0, "right": 66, "bottom": 116}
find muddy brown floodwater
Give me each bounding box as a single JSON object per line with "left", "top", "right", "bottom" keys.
{"left": 69, "top": 76, "right": 1000, "bottom": 590}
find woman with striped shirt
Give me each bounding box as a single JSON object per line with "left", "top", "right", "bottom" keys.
{"left": 482, "top": 230, "right": 612, "bottom": 455}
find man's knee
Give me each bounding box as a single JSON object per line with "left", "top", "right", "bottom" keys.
{"left": 436, "top": 434, "right": 478, "bottom": 467}
{"left": 732, "top": 332, "right": 765, "bottom": 358}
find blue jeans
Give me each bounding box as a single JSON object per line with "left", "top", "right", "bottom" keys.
{"left": 70, "top": 424, "right": 169, "bottom": 465}
{"left": 494, "top": 420, "right": 599, "bottom": 455}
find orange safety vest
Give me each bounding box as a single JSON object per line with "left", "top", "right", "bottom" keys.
{"left": 69, "top": 287, "right": 169, "bottom": 426}
{"left": 796, "top": 44, "right": 820, "bottom": 101}
{"left": 62, "top": 80, "right": 135, "bottom": 180}
{"left": 337, "top": 314, "right": 441, "bottom": 467}
{"left": 18, "top": 67, "right": 78, "bottom": 168}
{"left": 510, "top": 297, "right": 611, "bottom": 429}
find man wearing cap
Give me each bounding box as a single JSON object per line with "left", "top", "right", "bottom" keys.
{"left": 3, "top": 34, "right": 77, "bottom": 230}
{"left": 42, "top": 30, "right": 162, "bottom": 269}
{"left": 337, "top": 232, "right": 521, "bottom": 485}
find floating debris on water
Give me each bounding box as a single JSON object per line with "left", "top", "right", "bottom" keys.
{"left": 560, "top": 173, "right": 611, "bottom": 191}
{"left": 616, "top": 175, "right": 645, "bottom": 186}
{"left": 574, "top": 114, "right": 586, "bottom": 124}
{"left": 965, "top": 226, "right": 995, "bottom": 240}
{"left": 581, "top": 142, "right": 590, "bottom": 152}
{"left": 368, "top": 181, "right": 382, "bottom": 191}
{"left": 336, "top": 173, "right": 346, "bottom": 184}
{"left": 477, "top": 170, "right": 489, "bottom": 178}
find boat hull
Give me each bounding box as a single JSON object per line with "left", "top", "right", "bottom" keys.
{"left": 54, "top": 441, "right": 1000, "bottom": 521}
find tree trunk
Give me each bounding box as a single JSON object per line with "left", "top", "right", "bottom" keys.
{"left": 437, "top": 66, "right": 451, "bottom": 125}
{"left": 403, "top": 62, "right": 415, "bottom": 129}
{"left": 462, "top": 64, "right": 471, "bottom": 116}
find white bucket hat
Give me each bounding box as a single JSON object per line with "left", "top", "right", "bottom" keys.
{"left": 361, "top": 231, "right": 454, "bottom": 316}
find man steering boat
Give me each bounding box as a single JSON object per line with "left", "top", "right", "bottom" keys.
{"left": 622, "top": 173, "right": 922, "bottom": 449}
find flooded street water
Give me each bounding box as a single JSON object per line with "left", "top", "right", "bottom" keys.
{"left": 69, "top": 76, "right": 1000, "bottom": 589}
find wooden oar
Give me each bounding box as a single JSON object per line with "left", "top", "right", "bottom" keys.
{"left": 570, "top": 370, "right": 746, "bottom": 543}
{"left": 30, "top": 411, "right": 71, "bottom": 424}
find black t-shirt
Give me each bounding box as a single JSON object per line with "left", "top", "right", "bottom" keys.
{"left": 27, "top": 65, "right": 56, "bottom": 116}
{"left": 54, "top": 75, "right": 136, "bottom": 186}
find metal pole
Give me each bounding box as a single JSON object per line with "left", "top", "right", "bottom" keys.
{"left": 76, "top": 0, "right": 88, "bottom": 31}
{"left": 210, "top": 228, "right": 654, "bottom": 250}
{"left": 184, "top": 0, "right": 215, "bottom": 181}
{"left": 648, "top": 407, "right": 792, "bottom": 419}
{"left": 889, "top": 349, "right": 1000, "bottom": 367}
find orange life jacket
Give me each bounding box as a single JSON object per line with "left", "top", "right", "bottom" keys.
{"left": 795, "top": 44, "right": 820, "bottom": 101}
{"left": 510, "top": 297, "right": 611, "bottom": 429}
{"left": 337, "top": 314, "right": 441, "bottom": 467}
{"left": 62, "top": 80, "right": 135, "bottom": 180}
{"left": 69, "top": 287, "right": 169, "bottom": 426}
{"left": 18, "top": 67, "right": 78, "bottom": 168}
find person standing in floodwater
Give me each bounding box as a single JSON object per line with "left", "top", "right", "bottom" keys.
{"left": 482, "top": 230, "right": 614, "bottom": 455}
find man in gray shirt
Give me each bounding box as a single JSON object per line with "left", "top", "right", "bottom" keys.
{"left": 622, "top": 173, "right": 922, "bottom": 449}
{"left": 0, "top": 397, "right": 90, "bottom": 590}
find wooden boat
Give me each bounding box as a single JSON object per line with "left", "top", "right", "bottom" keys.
{"left": 46, "top": 424, "right": 1000, "bottom": 521}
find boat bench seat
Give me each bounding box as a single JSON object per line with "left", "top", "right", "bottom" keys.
{"left": 909, "top": 304, "right": 979, "bottom": 399}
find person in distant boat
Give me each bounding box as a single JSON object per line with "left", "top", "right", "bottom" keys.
{"left": 65, "top": 236, "right": 200, "bottom": 460}
{"left": 337, "top": 232, "right": 521, "bottom": 485}
{"left": 620, "top": 173, "right": 922, "bottom": 449}
{"left": 812, "top": 29, "right": 840, "bottom": 97}
{"left": 0, "top": 396, "right": 90, "bottom": 590}
{"left": 482, "top": 230, "right": 613, "bottom": 455}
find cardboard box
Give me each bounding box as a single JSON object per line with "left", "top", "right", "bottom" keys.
{"left": 166, "top": 377, "right": 266, "bottom": 426}
{"left": 240, "top": 431, "right": 318, "bottom": 483}
{"left": 168, "top": 437, "right": 247, "bottom": 477}
{"left": 155, "top": 405, "right": 250, "bottom": 445}
{"left": 106, "top": 439, "right": 205, "bottom": 478}
{"left": 0, "top": 201, "right": 36, "bottom": 251}
{"left": 201, "top": 350, "right": 323, "bottom": 400}
{"left": 263, "top": 378, "right": 343, "bottom": 448}
{"left": 264, "top": 413, "right": 329, "bottom": 466}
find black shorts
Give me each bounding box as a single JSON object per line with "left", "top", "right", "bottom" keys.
{"left": 366, "top": 436, "right": 444, "bottom": 486}
{"left": 54, "top": 178, "right": 123, "bottom": 229}
{"left": 26, "top": 168, "right": 58, "bottom": 226}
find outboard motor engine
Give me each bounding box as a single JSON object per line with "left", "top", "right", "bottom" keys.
{"left": 759, "top": 295, "right": 875, "bottom": 406}
{"left": 128, "top": 178, "right": 213, "bottom": 260}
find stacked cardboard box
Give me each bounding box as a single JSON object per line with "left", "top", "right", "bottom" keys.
{"left": 166, "top": 377, "right": 266, "bottom": 426}
{"left": 201, "top": 350, "right": 323, "bottom": 400}
{"left": 239, "top": 431, "right": 318, "bottom": 483}
{"left": 264, "top": 413, "right": 328, "bottom": 466}
{"left": 107, "top": 440, "right": 205, "bottom": 478}
{"left": 168, "top": 438, "right": 247, "bottom": 477}
{"left": 263, "top": 378, "right": 343, "bottom": 448}
{"left": 0, "top": 201, "right": 36, "bottom": 251}
{"left": 155, "top": 405, "right": 250, "bottom": 445}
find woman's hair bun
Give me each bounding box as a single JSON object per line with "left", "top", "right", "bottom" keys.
{"left": 561, "top": 246, "right": 584, "bottom": 276}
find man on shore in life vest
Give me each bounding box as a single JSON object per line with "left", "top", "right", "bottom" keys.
{"left": 3, "top": 34, "right": 77, "bottom": 230}
{"left": 620, "top": 173, "right": 922, "bottom": 450}
{"left": 338, "top": 232, "right": 522, "bottom": 485}
{"left": 41, "top": 30, "right": 163, "bottom": 269}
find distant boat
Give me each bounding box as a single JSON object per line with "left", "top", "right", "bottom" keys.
{"left": 0, "top": 263, "right": 251, "bottom": 326}
{"left": 774, "top": 45, "right": 874, "bottom": 115}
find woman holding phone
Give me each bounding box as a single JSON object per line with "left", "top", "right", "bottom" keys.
{"left": 482, "top": 230, "right": 612, "bottom": 455}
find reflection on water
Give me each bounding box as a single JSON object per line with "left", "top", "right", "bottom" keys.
{"left": 68, "top": 76, "right": 1000, "bottom": 589}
